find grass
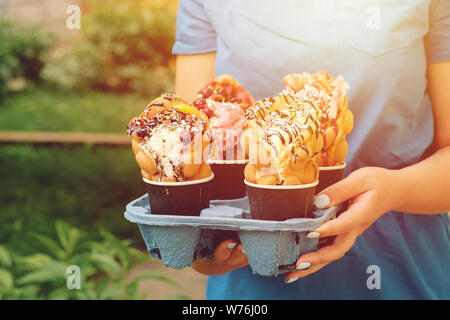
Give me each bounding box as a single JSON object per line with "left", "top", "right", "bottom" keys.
{"left": 0, "top": 85, "right": 150, "bottom": 133}
{"left": 0, "top": 86, "right": 157, "bottom": 253}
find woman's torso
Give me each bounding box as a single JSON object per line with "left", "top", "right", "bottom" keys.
{"left": 199, "top": 0, "right": 450, "bottom": 299}
{"left": 205, "top": 0, "right": 432, "bottom": 172}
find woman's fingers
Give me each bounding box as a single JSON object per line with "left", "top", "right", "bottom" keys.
{"left": 212, "top": 240, "right": 248, "bottom": 269}
{"left": 226, "top": 243, "right": 249, "bottom": 268}
{"left": 299, "top": 233, "right": 355, "bottom": 265}
{"left": 316, "top": 168, "right": 371, "bottom": 209}
{"left": 212, "top": 239, "right": 238, "bottom": 263}
{"left": 284, "top": 231, "right": 358, "bottom": 282}
{"left": 285, "top": 263, "right": 327, "bottom": 283}
{"left": 314, "top": 189, "right": 380, "bottom": 237}
{"left": 313, "top": 196, "right": 368, "bottom": 237}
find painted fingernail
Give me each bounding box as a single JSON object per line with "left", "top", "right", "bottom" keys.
{"left": 227, "top": 243, "right": 237, "bottom": 249}
{"left": 314, "top": 194, "right": 330, "bottom": 209}
{"left": 307, "top": 231, "right": 320, "bottom": 239}
{"left": 296, "top": 262, "right": 311, "bottom": 270}
{"left": 241, "top": 249, "right": 246, "bottom": 254}
{"left": 285, "top": 277, "right": 298, "bottom": 284}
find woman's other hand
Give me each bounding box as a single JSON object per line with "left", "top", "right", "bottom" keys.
{"left": 191, "top": 240, "right": 249, "bottom": 276}
{"left": 285, "top": 167, "right": 400, "bottom": 283}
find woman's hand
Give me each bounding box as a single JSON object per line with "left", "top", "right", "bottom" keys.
{"left": 285, "top": 166, "right": 400, "bottom": 283}
{"left": 191, "top": 239, "right": 249, "bottom": 276}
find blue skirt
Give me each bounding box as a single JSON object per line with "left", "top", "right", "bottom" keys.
{"left": 207, "top": 211, "right": 450, "bottom": 299}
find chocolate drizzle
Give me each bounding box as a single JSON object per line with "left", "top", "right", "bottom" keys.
{"left": 291, "top": 148, "right": 299, "bottom": 160}
{"left": 127, "top": 95, "right": 207, "bottom": 181}
{"left": 127, "top": 108, "right": 205, "bottom": 143}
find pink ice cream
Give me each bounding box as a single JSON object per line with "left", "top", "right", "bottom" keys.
{"left": 208, "top": 100, "right": 246, "bottom": 155}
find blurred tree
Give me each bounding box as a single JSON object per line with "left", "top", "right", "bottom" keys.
{"left": 0, "top": 19, "right": 53, "bottom": 99}
{"left": 42, "top": 0, "right": 177, "bottom": 96}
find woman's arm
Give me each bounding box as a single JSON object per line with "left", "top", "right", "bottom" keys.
{"left": 427, "top": 61, "right": 450, "bottom": 150}
{"left": 320, "top": 61, "right": 450, "bottom": 217}
{"left": 285, "top": 61, "right": 450, "bottom": 283}
{"left": 175, "top": 52, "right": 216, "bottom": 101}
{"left": 175, "top": 52, "right": 249, "bottom": 275}
{"left": 394, "top": 61, "right": 450, "bottom": 213}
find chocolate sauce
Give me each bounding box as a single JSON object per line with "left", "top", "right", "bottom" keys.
{"left": 265, "top": 135, "right": 279, "bottom": 157}
{"left": 291, "top": 148, "right": 299, "bottom": 160}
{"left": 268, "top": 130, "right": 286, "bottom": 144}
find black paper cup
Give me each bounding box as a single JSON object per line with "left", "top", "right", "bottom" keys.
{"left": 316, "top": 162, "right": 346, "bottom": 194}
{"left": 143, "top": 173, "right": 214, "bottom": 216}
{"left": 245, "top": 180, "right": 318, "bottom": 221}
{"left": 208, "top": 159, "right": 248, "bottom": 200}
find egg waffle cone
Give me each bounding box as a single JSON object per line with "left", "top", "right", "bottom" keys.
{"left": 127, "top": 94, "right": 212, "bottom": 182}
{"left": 283, "top": 72, "right": 353, "bottom": 166}
{"left": 242, "top": 92, "right": 322, "bottom": 186}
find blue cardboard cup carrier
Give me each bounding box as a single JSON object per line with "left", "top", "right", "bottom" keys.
{"left": 143, "top": 173, "right": 214, "bottom": 216}
{"left": 316, "top": 162, "right": 346, "bottom": 194}
{"left": 245, "top": 179, "right": 318, "bottom": 221}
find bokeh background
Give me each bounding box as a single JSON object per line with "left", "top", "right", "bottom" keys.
{"left": 0, "top": 0, "right": 207, "bottom": 299}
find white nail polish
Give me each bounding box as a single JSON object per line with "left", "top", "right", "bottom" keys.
{"left": 296, "top": 262, "right": 311, "bottom": 270}
{"left": 306, "top": 232, "right": 320, "bottom": 239}
{"left": 285, "top": 277, "right": 298, "bottom": 284}
{"left": 227, "top": 243, "right": 237, "bottom": 249}
{"left": 314, "top": 194, "right": 330, "bottom": 209}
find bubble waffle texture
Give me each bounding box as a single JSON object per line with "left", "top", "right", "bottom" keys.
{"left": 283, "top": 72, "right": 354, "bottom": 166}
{"left": 124, "top": 194, "right": 342, "bottom": 276}
{"left": 241, "top": 92, "right": 323, "bottom": 185}
{"left": 127, "top": 94, "right": 212, "bottom": 182}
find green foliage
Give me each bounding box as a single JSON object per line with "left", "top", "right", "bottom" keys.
{"left": 0, "top": 81, "right": 189, "bottom": 299}
{"left": 0, "top": 19, "right": 53, "bottom": 99}
{"left": 84, "top": 0, "right": 175, "bottom": 69}
{"left": 0, "top": 222, "right": 180, "bottom": 300}
{"left": 42, "top": 0, "right": 176, "bottom": 95}
{"left": 0, "top": 87, "right": 150, "bottom": 255}
{"left": 0, "top": 144, "right": 146, "bottom": 252}
{"left": 40, "top": 42, "right": 100, "bottom": 92}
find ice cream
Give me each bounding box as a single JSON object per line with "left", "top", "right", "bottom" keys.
{"left": 208, "top": 101, "right": 246, "bottom": 154}
{"left": 193, "top": 75, "right": 254, "bottom": 160}
{"left": 127, "top": 94, "right": 212, "bottom": 182}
